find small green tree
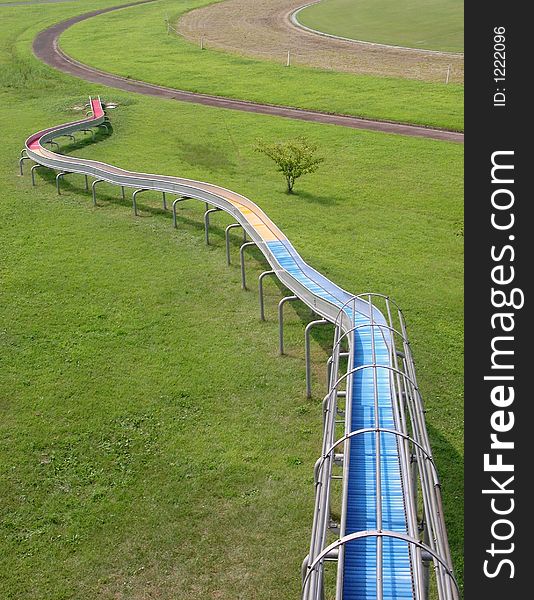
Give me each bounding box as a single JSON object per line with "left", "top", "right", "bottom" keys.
{"left": 255, "top": 137, "right": 324, "bottom": 193}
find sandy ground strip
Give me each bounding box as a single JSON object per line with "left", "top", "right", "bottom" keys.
{"left": 177, "top": 0, "right": 464, "bottom": 84}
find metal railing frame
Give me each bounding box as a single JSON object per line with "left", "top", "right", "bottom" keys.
{"left": 303, "top": 293, "right": 456, "bottom": 600}
{"left": 258, "top": 270, "right": 276, "bottom": 321}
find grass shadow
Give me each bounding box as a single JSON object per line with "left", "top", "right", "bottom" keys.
{"left": 427, "top": 423, "right": 464, "bottom": 594}
{"left": 293, "top": 189, "right": 337, "bottom": 206}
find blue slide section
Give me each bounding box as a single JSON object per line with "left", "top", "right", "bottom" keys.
{"left": 343, "top": 317, "right": 413, "bottom": 599}
{"left": 267, "top": 241, "right": 413, "bottom": 599}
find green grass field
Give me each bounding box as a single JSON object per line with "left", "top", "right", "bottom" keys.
{"left": 298, "top": 0, "right": 464, "bottom": 53}
{"left": 1, "top": 1, "right": 463, "bottom": 597}
{"left": 57, "top": 0, "right": 464, "bottom": 131}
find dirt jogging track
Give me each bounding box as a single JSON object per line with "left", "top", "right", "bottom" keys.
{"left": 177, "top": 0, "right": 464, "bottom": 83}
{"left": 32, "top": 0, "right": 464, "bottom": 143}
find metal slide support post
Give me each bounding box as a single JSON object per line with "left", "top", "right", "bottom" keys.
{"left": 327, "top": 352, "right": 350, "bottom": 388}
{"left": 225, "top": 223, "right": 243, "bottom": 265}
{"left": 204, "top": 208, "right": 221, "bottom": 245}
{"left": 99, "top": 123, "right": 110, "bottom": 134}
{"left": 92, "top": 179, "right": 104, "bottom": 206}
{"left": 239, "top": 242, "right": 256, "bottom": 290}
{"left": 305, "top": 320, "right": 328, "bottom": 398}
{"left": 64, "top": 134, "right": 76, "bottom": 143}
{"left": 81, "top": 128, "right": 95, "bottom": 141}
{"left": 258, "top": 270, "right": 276, "bottom": 321}
{"left": 45, "top": 140, "right": 60, "bottom": 151}
{"left": 162, "top": 192, "right": 167, "bottom": 210}
{"left": 278, "top": 296, "right": 298, "bottom": 355}
{"left": 132, "top": 188, "right": 149, "bottom": 216}
{"left": 172, "top": 197, "right": 188, "bottom": 228}
{"left": 84, "top": 175, "right": 89, "bottom": 191}
{"left": 19, "top": 156, "right": 31, "bottom": 176}
{"left": 121, "top": 186, "right": 126, "bottom": 200}
{"left": 56, "top": 172, "right": 68, "bottom": 195}
{"left": 31, "top": 164, "right": 45, "bottom": 186}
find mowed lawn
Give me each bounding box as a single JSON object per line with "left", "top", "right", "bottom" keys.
{"left": 298, "top": 0, "right": 464, "bottom": 53}
{"left": 58, "top": 0, "right": 464, "bottom": 131}
{"left": 1, "top": 1, "right": 463, "bottom": 598}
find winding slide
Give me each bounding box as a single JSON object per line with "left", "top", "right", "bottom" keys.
{"left": 21, "top": 98, "right": 459, "bottom": 600}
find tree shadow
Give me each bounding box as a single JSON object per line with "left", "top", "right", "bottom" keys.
{"left": 293, "top": 189, "right": 337, "bottom": 206}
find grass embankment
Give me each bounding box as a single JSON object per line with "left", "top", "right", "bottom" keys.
{"left": 58, "top": 0, "right": 464, "bottom": 131}
{"left": 298, "top": 0, "right": 464, "bottom": 53}
{"left": 1, "top": 2, "right": 463, "bottom": 598}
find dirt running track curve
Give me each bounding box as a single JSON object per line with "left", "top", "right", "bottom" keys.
{"left": 32, "top": 0, "right": 464, "bottom": 143}
{"left": 178, "top": 0, "right": 464, "bottom": 83}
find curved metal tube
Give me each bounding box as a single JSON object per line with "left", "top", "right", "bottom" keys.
{"left": 239, "top": 241, "right": 256, "bottom": 289}
{"left": 19, "top": 155, "right": 32, "bottom": 175}
{"left": 31, "top": 163, "right": 46, "bottom": 186}
{"left": 91, "top": 178, "right": 103, "bottom": 206}
{"left": 225, "top": 223, "right": 245, "bottom": 265}
{"left": 204, "top": 207, "right": 222, "bottom": 245}
{"left": 278, "top": 295, "right": 298, "bottom": 355}
{"left": 302, "top": 530, "right": 459, "bottom": 597}
{"left": 258, "top": 270, "right": 275, "bottom": 321}
{"left": 56, "top": 171, "right": 68, "bottom": 195}
{"left": 132, "top": 188, "right": 149, "bottom": 216}
{"left": 172, "top": 196, "right": 189, "bottom": 228}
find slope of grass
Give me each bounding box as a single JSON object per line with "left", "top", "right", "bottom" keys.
{"left": 1, "top": 2, "right": 463, "bottom": 598}
{"left": 58, "top": 0, "right": 464, "bottom": 131}
{"left": 298, "top": 0, "right": 464, "bottom": 53}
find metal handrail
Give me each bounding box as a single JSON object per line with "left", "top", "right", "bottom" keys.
{"left": 302, "top": 530, "right": 459, "bottom": 597}
{"left": 333, "top": 292, "right": 406, "bottom": 330}
{"left": 305, "top": 292, "right": 454, "bottom": 600}
{"left": 314, "top": 427, "right": 440, "bottom": 482}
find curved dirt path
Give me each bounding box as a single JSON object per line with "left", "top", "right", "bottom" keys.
{"left": 177, "top": 0, "right": 464, "bottom": 84}
{"left": 32, "top": 1, "right": 464, "bottom": 143}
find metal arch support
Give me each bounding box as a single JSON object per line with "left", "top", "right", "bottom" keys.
{"left": 63, "top": 133, "right": 76, "bottom": 143}
{"left": 302, "top": 530, "right": 459, "bottom": 598}
{"left": 315, "top": 427, "right": 441, "bottom": 488}
{"left": 31, "top": 164, "right": 46, "bottom": 186}
{"left": 98, "top": 123, "right": 110, "bottom": 134}
{"left": 239, "top": 241, "right": 256, "bottom": 290}
{"left": 81, "top": 128, "right": 95, "bottom": 141}
{"left": 204, "top": 207, "right": 222, "bottom": 245}
{"left": 44, "top": 140, "right": 60, "bottom": 150}
{"left": 313, "top": 454, "right": 343, "bottom": 485}
{"left": 20, "top": 149, "right": 27, "bottom": 158}
{"left": 258, "top": 270, "right": 276, "bottom": 321}
{"left": 305, "top": 319, "right": 329, "bottom": 398}
{"left": 132, "top": 188, "right": 149, "bottom": 216}
{"left": 225, "top": 223, "right": 246, "bottom": 265}
{"left": 55, "top": 171, "right": 69, "bottom": 195}
{"left": 172, "top": 196, "right": 189, "bottom": 228}
{"left": 278, "top": 295, "right": 298, "bottom": 355}
{"left": 19, "top": 156, "right": 32, "bottom": 176}
{"left": 92, "top": 179, "right": 104, "bottom": 206}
